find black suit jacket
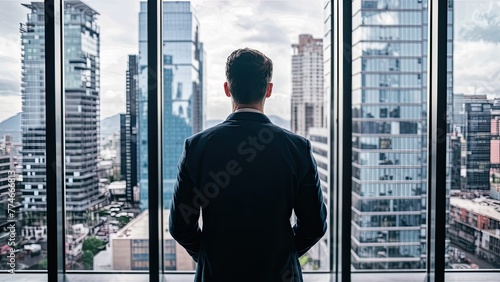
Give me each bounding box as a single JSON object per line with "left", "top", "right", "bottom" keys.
{"left": 169, "top": 111, "right": 327, "bottom": 282}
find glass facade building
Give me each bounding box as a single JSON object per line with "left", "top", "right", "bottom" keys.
{"left": 20, "top": 2, "right": 48, "bottom": 241}
{"left": 351, "top": 0, "right": 438, "bottom": 269}
{"left": 463, "top": 95, "right": 491, "bottom": 192}
{"left": 308, "top": 127, "right": 330, "bottom": 270}
{"left": 138, "top": 1, "right": 205, "bottom": 211}
{"left": 125, "top": 55, "right": 138, "bottom": 205}
{"left": 20, "top": 1, "right": 106, "bottom": 241}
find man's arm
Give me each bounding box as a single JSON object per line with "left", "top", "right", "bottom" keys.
{"left": 293, "top": 140, "right": 328, "bottom": 257}
{"left": 169, "top": 139, "right": 202, "bottom": 262}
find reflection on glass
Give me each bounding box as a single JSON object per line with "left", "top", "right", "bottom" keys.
{"left": 447, "top": 0, "right": 500, "bottom": 270}
{"left": 351, "top": 0, "right": 431, "bottom": 270}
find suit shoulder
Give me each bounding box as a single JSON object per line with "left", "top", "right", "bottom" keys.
{"left": 277, "top": 126, "right": 310, "bottom": 147}
{"left": 186, "top": 123, "right": 225, "bottom": 145}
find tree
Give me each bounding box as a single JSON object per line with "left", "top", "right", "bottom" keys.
{"left": 38, "top": 258, "right": 48, "bottom": 270}
{"left": 82, "top": 236, "right": 105, "bottom": 256}
{"left": 82, "top": 250, "right": 94, "bottom": 270}
{"left": 117, "top": 216, "right": 131, "bottom": 228}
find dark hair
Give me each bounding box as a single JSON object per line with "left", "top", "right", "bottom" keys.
{"left": 225, "top": 48, "right": 273, "bottom": 104}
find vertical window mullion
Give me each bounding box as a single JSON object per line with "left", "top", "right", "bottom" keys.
{"left": 327, "top": 0, "right": 337, "bottom": 275}
{"left": 147, "top": 0, "right": 163, "bottom": 281}
{"left": 427, "top": 0, "right": 448, "bottom": 281}
{"left": 45, "top": 0, "right": 65, "bottom": 280}
{"left": 339, "top": 0, "right": 352, "bottom": 281}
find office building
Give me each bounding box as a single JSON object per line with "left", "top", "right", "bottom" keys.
{"left": 92, "top": 210, "right": 195, "bottom": 270}
{"left": 453, "top": 93, "right": 465, "bottom": 134}
{"left": 463, "top": 95, "right": 491, "bottom": 192}
{"left": 120, "top": 113, "right": 126, "bottom": 181}
{"left": 138, "top": 1, "right": 205, "bottom": 210}
{"left": 350, "top": 0, "right": 452, "bottom": 269}
{"left": 307, "top": 127, "right": 329, "bottom": 270}
{"left": 449, "top": 197, "right": 500, "bottom": 261}
{"left": 20, "top": 1, "right": 106, "bottom": 237}
{"left": 0, "top": 153, "right": 14, "bottom": 234}
{"left": 125, "top": 55, "right": 138, "bottom": 204}
{"left": 450, "top": 134, "right": 462, "bottom": 193}
{"left": 291, "top": 34, "right": 324, "bottom": 138}
{"left": 490, "top": 99, "right": 500, "bottom": 177}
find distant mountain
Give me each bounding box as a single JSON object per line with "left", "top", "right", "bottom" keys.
{"left": 269, "top": 115, "right": 290, "bottom": 130}
{"left": 0, "top": 113, "right": 123, "bottom": 143}
{"left": 206, "top": 114, "right": 290, "bottom": 130}
{"left": 101, "top": 114, "right": 122, "bottom": 138}
{"left": 0, "top": 113, "right": 21, "bottom": 142}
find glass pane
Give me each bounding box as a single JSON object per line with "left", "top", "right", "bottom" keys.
{"left": 351, "top": 0, "right": 429, "bottom": 270}
{"left": 62, "top": 0, "right": 147, "bottom": 272}
{"left": 163, "top": 0, "right": 329, "bottom": 272}
{"left": 0, "top": 0, "right": 48, "bottom": 271}
{"left": 446, "top": 0, "right": 500, "bottom": 270}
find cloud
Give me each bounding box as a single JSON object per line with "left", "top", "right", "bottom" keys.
{"left": 453, "top": 1, "right": 500, "bottom": 98}
{"left": 0, "top": 2, "right": 25, "bottom": 119}
{"left": 456, "top": 1, "right": 500, "bottom": 43}
{"left": 0, "top": 77, "right": 20, "bottom": 95}
{"left": 0, "top": 0, "right": 325, "bottom": 122}
{"left": 0, "top": 94, "right": 21, "bottom": 122}
{"left": 192, "top": 0, "right": 323, "bottom": 120}
{"left": 454, "top": 40, "right": 500, "bottom": 96}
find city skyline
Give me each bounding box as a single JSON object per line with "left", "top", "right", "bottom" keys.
{"left": 0, "top": 0, "right": 325, "bottom": 123}
{"left": 0, "top": 1, "right": 499, "bottom": 123}
{"left": 2, "top": 0, "right": 500, "bottom": 273}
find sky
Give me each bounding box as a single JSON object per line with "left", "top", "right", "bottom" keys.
{"left": 0, "top": 0, "right": 500, "bottom": 123}
{"left": 0, "top": 0, "right": 324, "bottom": 122}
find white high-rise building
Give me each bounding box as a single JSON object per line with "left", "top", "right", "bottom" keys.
{"left": 291, "top": 34, "right": 324, "bottom": 138}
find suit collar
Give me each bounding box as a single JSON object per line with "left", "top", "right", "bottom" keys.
{"left": 225, "top": 111, "right": 271, "bottom": 123}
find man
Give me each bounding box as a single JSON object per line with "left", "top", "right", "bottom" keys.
{"left": 169, "top": 48, "right": 327, "bottom": 282}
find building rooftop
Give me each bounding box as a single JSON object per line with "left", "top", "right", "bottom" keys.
{"left": 113, "top": 210, "right": 173, "bottom": 240}
{"left": 450, "top": 196, "right": 500, "bottom": 221}
{"left": 107, "top": 181, "right": 126, "bottom": 191}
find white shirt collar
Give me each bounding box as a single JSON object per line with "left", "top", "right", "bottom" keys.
{"left": 234, "top": 108, "right": 263, "bottom": 114}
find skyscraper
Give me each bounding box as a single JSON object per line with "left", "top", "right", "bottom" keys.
{"left": 463, "top": 95, "right": 491, "bottom": 192}
{"left": 120, "top": 113, "right": 127, "bottom": 180}
{"left": 291, "top": 34, "right": 324, "bottom": 138}
{"left": 307, "top": 127, "right": 329, "bottom": 270}
{"left": 20, "top": 2, "right": 47, "bottom": 240}
{"left": 21, "top": 1, "right": 105, "bottom": 236}
{"left": 125, "top": 55, "right": 138, "bottom": 205}
{"left": 350, "top": 0, "right": 455, "bottom": 269}
{"left": 138, "top": 1, "right": 205, "bottom": 211}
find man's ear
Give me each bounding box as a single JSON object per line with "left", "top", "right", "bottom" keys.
{"left": 224, "top": 82, "right": 231, "bottom": 98}
{"left": 265, "top": 83, "right": 273, "bottom": 99}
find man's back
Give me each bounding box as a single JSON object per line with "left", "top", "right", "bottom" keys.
{"left": 169, "top": 111, "right": 327, "bottom": 282}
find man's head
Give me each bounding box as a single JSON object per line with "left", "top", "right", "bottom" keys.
{"left": 224, "top": 48, "right": 273, "bottom": 108}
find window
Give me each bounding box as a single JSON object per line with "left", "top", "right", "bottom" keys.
{"left": 446, "top": 0, "right": 500, "bottom": 272}
{"left": 3, "top": 0, "right": 500, "bottom": 281}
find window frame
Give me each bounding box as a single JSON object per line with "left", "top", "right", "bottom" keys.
{"left": 18, "top": 0, "right": 500, "bottom": 281}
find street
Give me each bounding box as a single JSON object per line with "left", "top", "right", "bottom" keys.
{"left": 450, "top": 243, "right": 497, "bottom": 269}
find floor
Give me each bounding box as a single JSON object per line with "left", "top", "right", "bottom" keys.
{"left": 2, "top": 272, "right": 499, "bottom": 281}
